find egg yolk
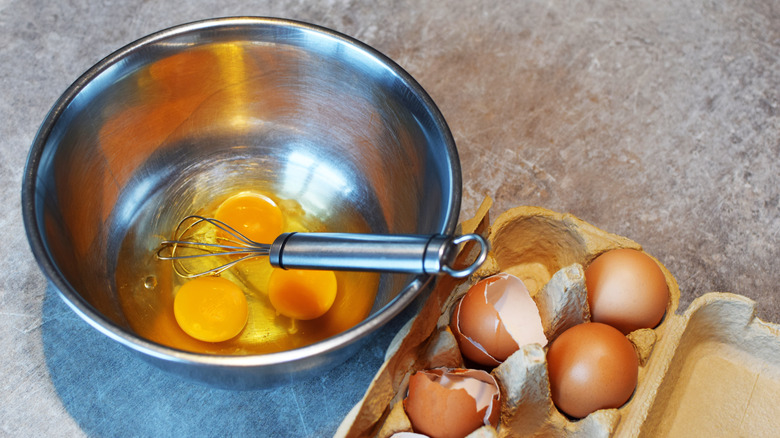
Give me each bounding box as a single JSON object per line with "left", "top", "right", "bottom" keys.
{"left": 268, "top": 269, "right": 338, "bottom": 320}
{"left": 214, "top": 192, "right": 283, "bottom": 244}
{"left": 173, "top": 276, "right": 248, "bottom": 342}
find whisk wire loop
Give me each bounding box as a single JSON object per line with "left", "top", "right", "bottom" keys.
{"left": 156, "top": 215, "right": 272, "bottom": 278}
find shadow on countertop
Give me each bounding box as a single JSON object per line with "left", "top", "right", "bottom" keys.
{"left": 41, "top": 284, "right": 414, "bottom": 437}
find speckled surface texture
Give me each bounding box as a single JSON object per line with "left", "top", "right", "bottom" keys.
{"left": 2, "top": 1, "right": 778, "bottom": 436}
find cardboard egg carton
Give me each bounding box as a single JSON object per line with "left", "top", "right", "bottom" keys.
{"left": 336, "top": 199, "right": 780, "bottom": 437}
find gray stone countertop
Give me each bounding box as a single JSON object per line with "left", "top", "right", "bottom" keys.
{"left": 1, "top": 1, "right": 778, "bottom": 436}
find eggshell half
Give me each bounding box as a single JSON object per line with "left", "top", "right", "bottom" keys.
{"left": 451, "top": 273, "right": 547, "bottom": 366}
{"left": 403, "top": 368, "right": 500, "bottom": 438}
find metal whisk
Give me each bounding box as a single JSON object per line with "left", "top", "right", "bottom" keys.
{"left": 156, "top": 215, "right": 488, "bottom": 279}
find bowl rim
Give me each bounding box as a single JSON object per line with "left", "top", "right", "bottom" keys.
{"left": 21, "top": 16, "right": 462, "bottom": 370}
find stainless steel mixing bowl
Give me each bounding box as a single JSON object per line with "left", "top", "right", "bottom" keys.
{"left": 21, "top": 17, "right": 461, "bottom": 388}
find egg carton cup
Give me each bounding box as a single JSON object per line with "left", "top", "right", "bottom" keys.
{"left": 336, "top": 198, "right": 780, "bottom": 437}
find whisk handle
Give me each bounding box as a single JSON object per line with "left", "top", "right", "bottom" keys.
{"left": 268, "top": 232, "right": 488, "bottom": 278}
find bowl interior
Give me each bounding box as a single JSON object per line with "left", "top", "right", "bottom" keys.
{"left": 25, "top": 18, "right": 460, "bottom": 364}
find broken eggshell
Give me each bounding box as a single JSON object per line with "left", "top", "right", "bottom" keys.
{"left": 450, "top": 273, "right": 547, "bottom": 366}
{"left": 403, "top": 368, "right": 500, "bottom": 438}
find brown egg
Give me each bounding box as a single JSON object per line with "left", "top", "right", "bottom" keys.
{"left": 450, "top": 273, "right": 547, "bottom": 366}
{"left": 585, "top": 248, "right": 669, "bottom": 334}
{"left": 546, "top": 322, "right": 639, "bottom": 418}
{"left": 403, "top": 368, "right": 500, "bottom": 438}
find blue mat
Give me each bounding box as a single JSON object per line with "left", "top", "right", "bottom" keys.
{"left": 42, "top": 284, "right": 416, "bottom": 437}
